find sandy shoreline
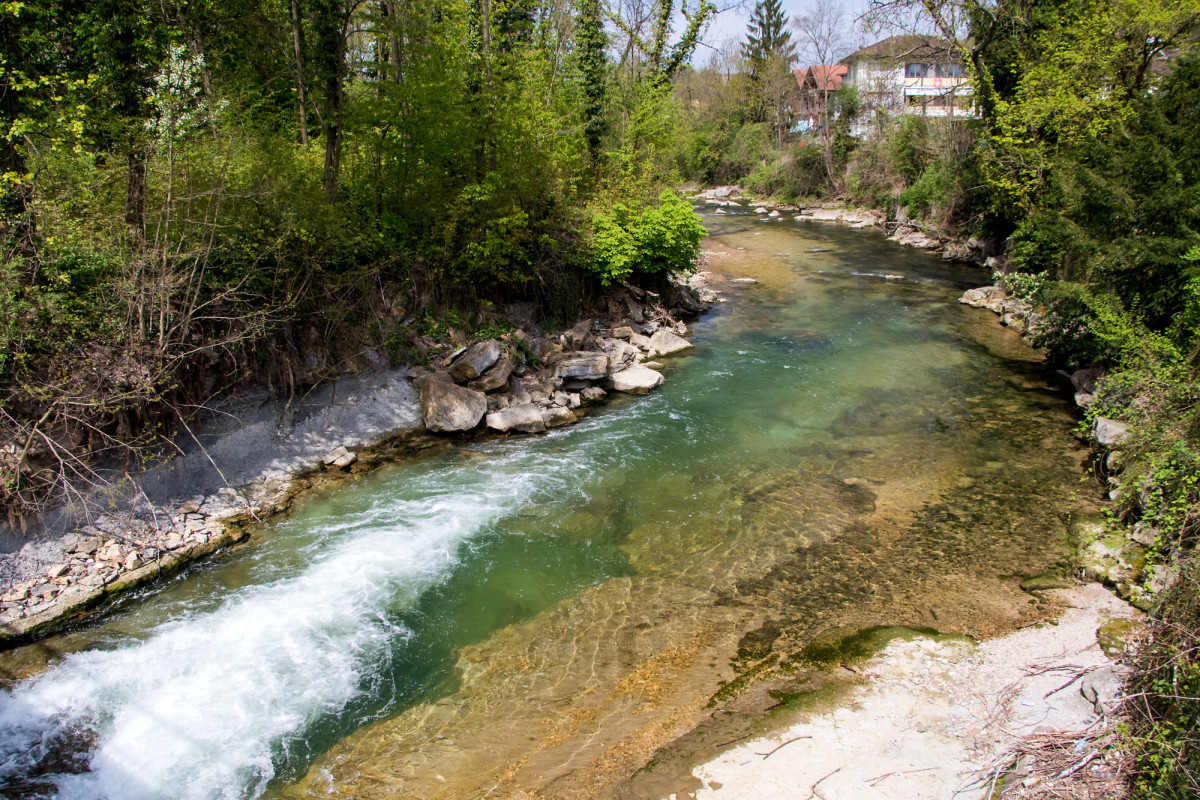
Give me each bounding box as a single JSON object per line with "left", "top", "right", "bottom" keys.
{"left": 680, "top": 584, "right": 1136, "bottom": 799}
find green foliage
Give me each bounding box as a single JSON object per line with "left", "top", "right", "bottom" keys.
{"left": 587, "top": 190, "right": 705, "bottom": 285}
{"left": 1127, "top": 556, "right": 1200, "bottom": 799}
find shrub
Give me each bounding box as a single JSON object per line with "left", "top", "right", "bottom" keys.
{"left": 587, "top": 190, "right": 706, "bottom": 285}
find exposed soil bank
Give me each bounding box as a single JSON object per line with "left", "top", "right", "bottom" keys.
{"left": 685, "top": 584, "right": 1138, "bottom": 800}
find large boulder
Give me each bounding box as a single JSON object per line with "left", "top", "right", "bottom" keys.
{"left": 610, "top": 365, "right": 665, "bottom": 394}
{"left": 486, "top": 403, "right": 547, "bottom": 434}
{"left": 1095, "top": 417, "right": 1130, "bottom": 446}
{"left": 959, "top": 285, "right": 1007, "bottom": 314}
{"left": 562, "top": 319, "right": 592, "bottom": 350}
{"left": 554, "top": 352, "right": 609, "bottom": 380}
{"left": 468, "top": 352, "right": 515, "bottom": 392}
{"left": 647, "top": 329, "right": 692, "bottom": 357}
{"left": 413, "top": 374, "right": 487, "bottom": 432}
{"left": 449, "top": 340, "right": 502, "bottom": 383}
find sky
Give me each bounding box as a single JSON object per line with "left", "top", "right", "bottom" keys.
{"left": 690, "top": 0, "right": 874, "bottom": 66}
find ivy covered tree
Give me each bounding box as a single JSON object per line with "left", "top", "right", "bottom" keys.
{"left": 576, "top": 0, "right": 608, "bottom": 162}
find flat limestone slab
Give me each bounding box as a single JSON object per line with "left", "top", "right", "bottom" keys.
{"left": 610, "top": 365, "right": 664, "bottom": 394}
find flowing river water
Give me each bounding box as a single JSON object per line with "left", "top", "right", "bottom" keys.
{"left": 0, "top": 210, "right": 1096, "bottom": 799}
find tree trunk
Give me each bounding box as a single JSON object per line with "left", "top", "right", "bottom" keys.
{"left": 290, "top": 0, "right": 310, "bottom": 146}
{"left": 126, "top": 141, "right": 147, "bottom": 245}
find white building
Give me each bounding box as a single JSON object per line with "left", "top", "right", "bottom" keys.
{"left": 840, "top": 36, "right": 976, "bottom": 136}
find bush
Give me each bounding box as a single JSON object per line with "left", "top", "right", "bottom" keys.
{"left": 1127, "top": 555, "right": 1200, "bottom": 799}
{"left": 587, "top": 190, "right": 705, "bottom": 285}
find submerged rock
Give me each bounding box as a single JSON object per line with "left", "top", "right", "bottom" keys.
{"left": 413, "top": 374, "right": 487, "bottom": 433}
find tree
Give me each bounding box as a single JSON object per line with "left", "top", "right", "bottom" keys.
{"left": 605, "top": 0, "right": 716, "bottom": 84}
{"left": 577, "top": 0, "right": 609, "bottom": 161}
{"left": 794, "top": 0, "right": 852, "bottom": 181}
{"left": 741, "top": 0, "right": 795, "bottom": 129}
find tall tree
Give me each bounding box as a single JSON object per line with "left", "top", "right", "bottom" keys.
{"left": 793, "top": 0, "right": 852, "bottom": 176}
{"left": 741, "top": 0, "right": 794, "bottom": 78}
{"left": 577, "top": 0, "right": 609, "bottom": 161}
{"left": 741, "top": 0, "right": 795, "bottom": 127}
{"left": 605, "top": 0, "right": 715, "bottom": 84}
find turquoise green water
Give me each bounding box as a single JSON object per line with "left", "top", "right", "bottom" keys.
{"left": 0, "top": 213, "right": 1092, "bottom": 800}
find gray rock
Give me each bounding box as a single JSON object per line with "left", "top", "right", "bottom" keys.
{"left": 554, "top": 352, "right": 609, "bottom": 380}
{"left": 486, "top": 403, "right": 547, "bottom": 434}
{"left": 542, "top": 407, "right": 578, "bottom": 428}
{"left": 552, "top": 391, "right": 571, "bottom": 407}
{"left": 611, "top": 326, "right": 634, "bottom": 340}
{"left": 580, "top": 386, "right": 606, "bottom": 403}
{"left": 647, "top": 329, "right": 692, "bottom": 357}
{"left": 1148, "top": 564, "right": 1179, "bottom": 595}
{"left": 1072, "top": 368, "right": 1105, "bottom": 396}
{"left": 448, "top": 340, "right": 502, "bottom": 383}
{"left": 413, "top": 375, "right": 487, "bottom": 433}
{"left": 507, "top": 375, "right": 532, "bottom": 405}
{"left": 609, "top": 365, "right": 665, "bottom": 394}
{"left": 528, "top": 337, "right": 562, "bottom": 366}
{"left": 959, "top": 285, "right": 1007, "bottom": 314}
{"left": 1095, "top": 417, "right": 1130, "bottom": 446}
{"left": 562, "top": 320, "right": 592, "bottom": 350}
{"left": 1130, "top": 523, "right": 1158, "bottom": 547}
{"left": 468, "top": 352, "right": 515, "bottom": 392}
{"left": 322, "top": 446, "right": 356, "bottom": 468}
{"left": 628, "top": 333, "right": 653, "bottom": 351}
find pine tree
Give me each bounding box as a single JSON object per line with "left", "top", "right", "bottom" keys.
{"left": 740, "top": 0, "right": 794, "bottom": 78}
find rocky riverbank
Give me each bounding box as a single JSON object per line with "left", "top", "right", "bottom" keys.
{"left": 958, "top": 284, "right": 1178, "bottom": 618}
{"left": 0, "top": 281, "right": 714, "bottom": 647}
{"left": 692, "top": 186, "right": 1002, "bottom": 269}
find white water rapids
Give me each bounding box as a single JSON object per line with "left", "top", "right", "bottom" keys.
{"left": 0, "top": 442, "right": 588, "bottom": 800}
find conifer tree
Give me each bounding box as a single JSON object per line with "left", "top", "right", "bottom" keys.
{"left": 741, "top": 0, "right": 795, "bottom": 79}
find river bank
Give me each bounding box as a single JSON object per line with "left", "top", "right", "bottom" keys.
{"left": 688, "top": 583, "right": 1138, "bottom": 800}
{"left": 0, "top": 208, "right": 1119, "bottom": 800}
{"left": 0, "top": 282, "right": 712, "bottom": 649}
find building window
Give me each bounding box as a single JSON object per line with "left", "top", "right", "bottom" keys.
{"left": 935, "top": 63, "right": 964, "bottom": 78}
{"left": 905, "top": 62, "right": 929, "bottom": 78}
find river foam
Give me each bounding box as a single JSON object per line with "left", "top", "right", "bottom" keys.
{"left": 0, "top": 450, "right": 556, "bottom": 800}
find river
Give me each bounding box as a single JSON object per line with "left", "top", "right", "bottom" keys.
{"left": 0, "top": 210, "right": 1094, "bottom": 799}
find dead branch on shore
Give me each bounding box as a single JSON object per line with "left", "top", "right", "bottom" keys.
{"left": 961, "top": 720, "right": 1128, "bottom": 799}
{"left": 754, "top": 735, "right": 811, "bottom": 758}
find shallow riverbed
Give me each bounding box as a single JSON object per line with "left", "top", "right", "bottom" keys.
{"left": 0, "top": 211, "right": 1095, "bottom": 800}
